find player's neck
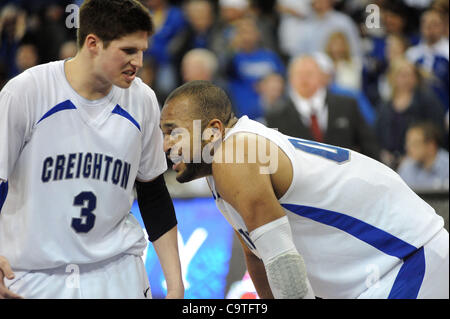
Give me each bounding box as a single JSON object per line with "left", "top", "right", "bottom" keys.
{"left": 226, "top": 117, "right": 239, "bottom": 130}
{"left": 64, "top": 55, "right": 113, "bottom": 101}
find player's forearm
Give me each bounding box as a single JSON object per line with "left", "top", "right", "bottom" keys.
{"left": 152, "top": 225, "right": 184, "bottom": 298}
{"left": 249, "top": 216, "right": 315, "bottom": 299}
{"left": 244, "top": 251, "right": 274, "bottom": 299}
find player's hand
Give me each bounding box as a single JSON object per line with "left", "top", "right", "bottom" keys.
{"left": 0, "top": 256, "right": 23, "bottom": 299}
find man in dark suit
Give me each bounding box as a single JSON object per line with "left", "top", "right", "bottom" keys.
{"left": 266, "top": 55, "right": 380, "bottom": 160}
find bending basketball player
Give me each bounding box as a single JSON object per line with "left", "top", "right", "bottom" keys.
{"left": 160, "top": 80, "right": 449, "bottom": 299}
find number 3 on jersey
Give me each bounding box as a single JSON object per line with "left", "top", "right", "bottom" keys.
{"left": 71, "top": 191, "right": 96, "bottom": 233}
{"left": 288, "top": 138, "right": 350, "bottom": 163}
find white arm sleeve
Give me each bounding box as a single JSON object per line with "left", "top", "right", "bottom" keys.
{"left": 249, "top": 216, "right": 315, "bottom": 299}
{"left": 137, "top": 87, "right": 167, "bottom": 181}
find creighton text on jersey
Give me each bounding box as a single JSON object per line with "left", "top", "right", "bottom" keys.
{"left": 41, "top": 152, "right": 131, "bottom": 190}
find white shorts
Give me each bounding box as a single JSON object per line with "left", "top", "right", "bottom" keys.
{"left": 358, "top": 228, "right": 449, "bottom": 299}
{"left": 5, "top": 253, "right": 151, "bottom": 299}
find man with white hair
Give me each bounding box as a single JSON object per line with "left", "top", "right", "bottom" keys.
{"left": 265, "top": 54, "right": 380, "bottom": 160}
{"left": 180, "top": 48, "right": 229, "bottom": 94}
{"left": 181, "top": 49, "right": 218, "bottom": 83}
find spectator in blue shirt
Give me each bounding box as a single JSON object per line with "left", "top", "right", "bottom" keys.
{"left": 406, "top": 9, "right": 449, "bottom": 111}
{"left": 225, "top": 16, "right": 285, "bottom": 121}
{"left": 142, "top": 0, "right": 188, "bottom": 99}
{"left": 398, "top": 121, "right": 449, "bottom": 191}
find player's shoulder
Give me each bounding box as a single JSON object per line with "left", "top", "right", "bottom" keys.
{"left": 129, "top": 77, "right": 157, "bottom": 99}
{"left": 126, "top": 77, "right": 160, "bottom": 110}
{"left": 2, "top": 61, "right": 62, "bottom": 96}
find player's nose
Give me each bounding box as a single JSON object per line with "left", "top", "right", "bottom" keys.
{"left": 131, "top": 51, "right": 143, "bottom": 69}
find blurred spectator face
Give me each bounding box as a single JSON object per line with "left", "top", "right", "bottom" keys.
{"left": 386, "top": 35, "right": 407, "bottom": 62}
{"left": 0, "top": 5, "right": 19, "bottom": 37}
{"left": 383, "top": 10, "right": 406, "bottom": 34}
{"left": 185, "top": 0, "right": 214, "bottom": 33}
{"left": 389, "top": 59, "right": 418, "bottom": 94}
{"left": 326, "top": 32, "right": 350, "bottom": 62}
{"left": 182, "top": 49, "right": 217, "bottom": 82}
{"left": 290, "top": 57, "right": 326, "bottom": 98}
{"left": 16, "top": 44, "right": 38, "bottom": 72}
{"left": 219, "top": 0, "right": 249, "bottom": 22}
{"left": 59, "top": 41, "right": 78, "bottom": 60}
{"left": 233, "top": 18, "right": 260, "bottom": 52}
{"left": 405, "top": 127, "right": 432, "bottom": 163}
{"left": 45, "top": 4, "right": 63, "bottom": 22}
{"left": 144, "top": 0, "right": 166, "bottom": 10}
{"left": 311, "top": 0, "right": 333, "bottom": 15}
{"left": 258, "top": 73, "right": 285, "bottom": 107}
{"left": 421, "top": 11, "right": 445, "bottom": 45}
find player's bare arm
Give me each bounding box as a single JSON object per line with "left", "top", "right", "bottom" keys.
{"left": 212, "top": 133, "right": 286, "bottom": 232}
{"left": 0, "top": 256, "right": 22, "bottom": 299}
{"left": 135, "top": 175, "right": 184, "bottom": 299}
{"left": 212, "top": 133, "right": 314, "bottom": 299}
{"left": 152, "top": 226, "right": 184, "bottom": 299}
{"left": 234, "top": 230, "right": 274, "bottom": 299}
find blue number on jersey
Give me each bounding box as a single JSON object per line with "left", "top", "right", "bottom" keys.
{"left": 71, "top": 191, "right": 96, "bottom": 233}
{"left": 288, "top": 138, "right": 350, "bottom": 163}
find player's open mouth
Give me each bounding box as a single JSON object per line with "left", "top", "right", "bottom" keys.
{"left": 122, "top": 70, "right": 136, "bottom": 81}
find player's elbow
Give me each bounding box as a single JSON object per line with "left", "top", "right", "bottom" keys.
{"left": 241, "top": 198, "right": 285, "bottom": 233}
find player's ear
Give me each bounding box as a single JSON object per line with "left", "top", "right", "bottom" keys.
{"left": 204, "top": 119, "right": 223, "bottom": 143}
{"left": 84, "top": 34, "right": 101, "bottom": 55}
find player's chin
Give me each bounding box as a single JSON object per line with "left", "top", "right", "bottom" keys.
{"left": 116, "top": 81, "right": 133, "bottom": 89}
{"left": 115, "top": 76, "right": 135, "bottom": 88}
{"left": 175, "top": 164, "right": 196, "bottom": 183}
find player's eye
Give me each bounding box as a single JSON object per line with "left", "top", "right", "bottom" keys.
{"left": 122, "top": 48, "right": 137, "bottom": 55}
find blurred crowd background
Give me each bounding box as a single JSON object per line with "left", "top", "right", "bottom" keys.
{"left": 1, "top": 0, "right": 449, "bottom": 193}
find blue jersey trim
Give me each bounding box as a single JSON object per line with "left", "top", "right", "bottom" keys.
{"left": 281, "top": 203, "right": 425, "bottom": 299}
{"left": 37, "top": 100, "right": 77, "bottom": 124}
{"left": 112, "top": 105, "right": 141, "bottom": 131}
{"left": 388, "top": 247, "right": 425, "bottom": 299}
{"left": 0, "top": 181, "right": 8, "bottom": 213}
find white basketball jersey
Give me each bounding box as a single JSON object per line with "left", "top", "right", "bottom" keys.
{"left": 207, "top": 116, "right": 445, "bottom": 298}
{"left": 0, "top": 61, "right": 167, "bottom": 270}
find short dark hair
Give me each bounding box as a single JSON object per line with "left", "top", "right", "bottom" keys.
{"left": 409, "top": 121, "right": 443, "bottom": 146}
{"left": 165, "top": 81, "right": 234, "bottom": 129}
{"left": 77, "top": 0, "right": 153, "bottom": 49}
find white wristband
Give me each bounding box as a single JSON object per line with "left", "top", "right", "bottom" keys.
{"left": 249, "top": 216, "right": 296, "bottom": 265}
{"left": 249, "top": 216, "right": 315, "bottom": 299}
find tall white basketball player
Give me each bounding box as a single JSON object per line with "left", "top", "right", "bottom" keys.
{"left": 160, "top": 81, "right": 449, "bottom": 299}
{"left": 0, "top": 0, "right": 184, "bottom": 299}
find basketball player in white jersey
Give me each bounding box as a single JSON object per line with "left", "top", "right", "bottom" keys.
{"left": 160, "top": 81, "right": 449, "bottom": 299}
{"left": 0, "top": 0, "right": 184, "bottom": 299}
